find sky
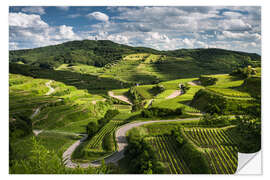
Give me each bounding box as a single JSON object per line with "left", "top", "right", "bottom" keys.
{"left": 9, "top": 6, "right": 261, "bottom": 54}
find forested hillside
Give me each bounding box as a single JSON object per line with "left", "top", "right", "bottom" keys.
{"left": 10, "top": 40, "right": 260, "bottom": 71}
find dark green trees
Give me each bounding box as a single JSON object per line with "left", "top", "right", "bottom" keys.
{"left": 124, "top": 135, "right": 165, "bottom": 174}
{"left": 86, "top": 109, "right": 120, "bottom": 138}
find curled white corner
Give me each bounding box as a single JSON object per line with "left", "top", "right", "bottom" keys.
{"left": 236, "top": 151, "right": 262, "bottom": 174}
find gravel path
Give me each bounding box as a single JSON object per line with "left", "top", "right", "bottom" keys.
{"left": 62, "top": 117, "right": 200, "bottom": 168}
{"left": 166, "top": 90, "right": 181, "bottom": 99}
{"left": 30, "top": 107, "right": 40, "bottom": 119}
{"left": 45, "top": 80, "right": 55, "bottom": 95}
{"left": 33, "top": 130, "right": 43, "bottom": 136}
{"left": 32, "top": 80, "right": 55, "bottom": 136}
{"left": 108, "top": 91, "right": 132, "bottom": 105}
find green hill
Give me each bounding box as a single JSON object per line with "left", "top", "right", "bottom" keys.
{"left": 10, "top": 40, "right": 260, "bottom": 81}
{"left": 9, "top": 40, "right": 159, "bottom": 68}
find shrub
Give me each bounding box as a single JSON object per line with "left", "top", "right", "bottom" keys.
{"left": 87, "top": 109, "right": 120, "bottom": 137}
{"left": 149, "top": 85, "right": 165, "bottom": 96}
{"left": 98, "top": 109, "right": 120, "bottom": 126}
{"left": 235, "top": 115, "right": 261, "bottom": 153}
{"left": 9, "top": 115, "right": 32, "bottom": 139}
{"left": 180, "top": 141, "right": 210, "bottom": 174}
{"left": 108, "top": 96, "right": 129, "bottom": 105}
{"left": 230, "top": 66, "right": 257, "bottom": 79}
{"left": 124, "top": 135, "right": 166, "bottom": 174}
{"left": 141, "top": 107, "right": 183, "bottom": 118}
{"left": 9, "top": 137, "right": 99, "bottom": 174}
{"left": 86, "top": 121, "right": 99, "bottom": 138}
{"left": 199, "top": 75, "right": 218, "bottom": 86}
{"left": 198, "top": 114, "right": 230, "bottom": 126}
{"left": 172, "top": 127, "right": 210, "bottom": 174}
{"left": 191, "top": 89, "right": 253, "bottom": 115}
{"left": 102, "top": 133, "right": 114, "bottom": 152}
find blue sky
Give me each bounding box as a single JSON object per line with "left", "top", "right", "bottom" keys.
{"left": 9, "top": 6, "right": 261, "bottom": 54}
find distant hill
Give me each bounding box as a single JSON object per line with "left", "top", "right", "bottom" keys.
{"left": 9, "top": 40, "right": 261, "bottom": 84}
{"left": 9, "top": 40, "right": 260, "bottom": 68}
{"left": 9, "top": 40, "right": 160, "bottom": 68}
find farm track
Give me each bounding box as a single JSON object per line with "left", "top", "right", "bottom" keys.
{"left": 108, "top": 91, "right": 133, "bottom": 105}
{"left": 62, "top": 117, "right": 200, "bottom": 168}
{"left": 166, "top": 90, "right": 181, "bottom": 99}
{"left": 31, "top": 80, "right": 55, "bottom": 136}
{"left": 45, "top": 80, "right": 55, "bottom": 95}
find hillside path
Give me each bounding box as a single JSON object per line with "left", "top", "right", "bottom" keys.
{"left": 32, "top": 80, "right": 55, "bottom": 136}
{"left": 45, "top": 80, "right": 55, "bottom": 95}
{"left": 108, "top": 91, "right": 132, "bottom": 105}
{"left": 62, "top": 117, "right": 200, "bottom": 168}
{"left": 166, "top": 90, "right": 181, "bottom": 99}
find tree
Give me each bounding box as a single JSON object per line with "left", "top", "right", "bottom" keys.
{"left": 10, "top": 137, "right": 96, "bottom": 174}
{"left": 86, "top": 121, "right": 99, "bottom": 137}
{"left": 124, "top": 135, "right": 166, "bottom": 174}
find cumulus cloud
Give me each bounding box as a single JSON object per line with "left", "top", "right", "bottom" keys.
{"left": 86, "top": 12, "right": 109, "bottom": 22}
{"left": 9, "top": 12, "right": 48, "bottom": 28}
{"left": 21, "top": 7, "right": 45, "bottom": 15}
{"left": 9, "top": 7, "right": 261, "bottom": 54}
{"left": 9, "top": 12, "right": 80, "bottom": 49}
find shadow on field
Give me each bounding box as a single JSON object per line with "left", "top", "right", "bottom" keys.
{"left": 10, "top": 63, "right": 131, "bottom": 95}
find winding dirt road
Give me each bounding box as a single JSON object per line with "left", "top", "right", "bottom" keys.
{"left": 32, "top": 80, "right": 55, "bottom": 136}
{"left": 108, "top": 91, "right": 132, "bottom": 105}
{"left": 62, "top": 117, "right": 200, "bottom": 168}
{"left": 166, "top": 90, "right": 182, "bottom": 99}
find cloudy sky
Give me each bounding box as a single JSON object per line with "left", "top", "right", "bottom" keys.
{"left": 9, "top": 6, "right": 261, "bottom": 54}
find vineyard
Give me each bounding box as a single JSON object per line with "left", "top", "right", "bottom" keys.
{"left": 207, "top": 88, "right": 252, "bottom": 99}
{"left": 86, "top": 120, "right": 123, "bottom": 151}
{"left": 183, "top": 127, "right": 238, "bottom": 174}
{"left": 146, "top": 136, "right": 191, "bottom": 174}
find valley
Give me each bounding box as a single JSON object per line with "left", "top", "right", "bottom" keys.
{"left": 9, "top": 40, "right": 261, "bottom": 174}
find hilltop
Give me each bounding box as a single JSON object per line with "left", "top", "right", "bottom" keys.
{"left": 10, "top": 40, "right": 260, "bottom": 76}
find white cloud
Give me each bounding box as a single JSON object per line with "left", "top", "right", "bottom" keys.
{"left": 87, "top": 12, "right": 109, "bottom": 22}
{"left": 9, "top": 12, "right": 48, "bottom": 28}
{"left": 9, "top": 42, "right": 18, "bottom": 50}
{"left": 9, "top": 12, "right": 80, "bottom": 49}
{"left": 217, "top": 31, "right": 261, "bottom": 41}
{"left": 9, "top": 7, "right": 261, "bottom": 54}
{"left": 222, "top": 11, "right": 243, "bottom": 19}
{"left": 21, "top": 7, "right": 45, "bottom": 15}
{"left": 219, "top": 19, "right": 252, "bottom": 31}
{"left": 182, "top": 38, "right": 195, "bottom": 48}
{"left": 57, "top": 25, "right": 79, "bottom": 40}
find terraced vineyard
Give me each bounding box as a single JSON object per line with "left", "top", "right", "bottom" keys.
{"left": 146, "top": 136, "right": 191, "bottom": 174}
{"left": 9, "top": 73, "right": 113, "bottom": 163}
{"left": 183, "top": 127, "right": 238, "bottom": 174}
{"left": 86, "top": 120, "right": 123, "bottom": 151}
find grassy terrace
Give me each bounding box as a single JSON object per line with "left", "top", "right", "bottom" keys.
{"left": 9, "top": 73, "right": 112, "bottom": 162}
{"left": 206, "top": 74, "right": 253, "bottom": 98}
{"left": 151, "top": 78, "right": 202, "bottom": 113}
